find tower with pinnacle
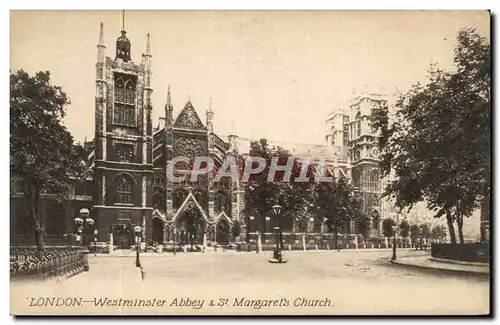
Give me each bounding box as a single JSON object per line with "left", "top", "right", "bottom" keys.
{"left": 92, "top": 20, "right": 154, "bottom": 248}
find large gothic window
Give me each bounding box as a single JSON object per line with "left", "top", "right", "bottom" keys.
{"left": 115, "top": 175, "right": 134, "bottom": 204}
{"left": 356, "top": 112, "right": 361, "bottom": 137}
{"left": 114, "top": 75, "right": 136, "bottom": 126}
{"left": 343, "top": 122, "right": 349, "bottom": 146}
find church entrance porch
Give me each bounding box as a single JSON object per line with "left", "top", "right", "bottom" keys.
{"left": 152, "top": 217, "right": 164, "bottom": 244}
{"left": 174, "top": 202, "right": 206, "bottom": 247}
{"left": 216, "top": 218, "right": 231, "bottom": 245}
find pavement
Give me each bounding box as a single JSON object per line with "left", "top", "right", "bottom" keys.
{"left": 10, "top": 250, "right": 490, "bottom": 316}
{"left": 391, "top": 255, "right": 490, "bottom": 276}
{"left": 97, "top": 247, "right": 417, "bottom": 258}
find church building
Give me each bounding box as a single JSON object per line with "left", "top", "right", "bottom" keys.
{"left": 11, "top": 23, "right": 243, "bottom": 248}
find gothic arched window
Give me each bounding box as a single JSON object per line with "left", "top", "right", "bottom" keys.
{"left": 356, "top": 112, "right": 361, "bottom": 137}
{"left": 115, "top": 175, "right": 133, "bottom": 204}
{"left": 115, "top": 78, "right": 125, "bottom": 102}
{"left": 114, "top": 74, "right": 136, "bottom": 127}
{"left": 124, "top": 80, "right": 135, "bottom": 104}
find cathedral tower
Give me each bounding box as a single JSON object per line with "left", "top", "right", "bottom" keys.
{"left": 348, "top": 91, "right": 387, "bottom": 237}
{"left": 93, "top": 22, "right": 154, "bottom": 248}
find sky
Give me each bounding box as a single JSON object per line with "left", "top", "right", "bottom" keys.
{"left": 10, "top": 10, "right": 490, "bottom": 145}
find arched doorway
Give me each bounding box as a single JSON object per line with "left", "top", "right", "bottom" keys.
{"left": 152, "top": 217, "right": 164, "bottom": 244}
{"left": 176, "top": 202, "right": 205, "bottom": 246}
{"left": 216, "top": 219, "right": 231, "bottom": 245}
{"left": 115, "top": 226, "right": 132, "bottom": 249}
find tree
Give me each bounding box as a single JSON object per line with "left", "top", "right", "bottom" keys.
{"left": 244, "top": 139, "right": 316, "bottom": 233}
{"left": 231, "top": 219, "right": 241, "bottom": 242}
{"left": 420, "top": 223, "right": 431, "bottom": 240}
{"left": 431, "top": 225, "right": 446, "bottom": 242}
{"left": 382, "top": 219, "right": 396, "bottom": 238}
{"left": 409, "top": 224, "right": 420, "bottom": 241}
{"left": 10, "top": 70, "right": 86, "bottom": 250}
{"left": 356, "top": 213, "right": 371, "bottom": 240}
{"left": 371, "top": 29, "right": 490, "bottom": 244}
{"left": 399, "top": 220, "right": 410, "bottom": 239}
{"left": 313, "top": 177, "right": 364, "bottom": 250}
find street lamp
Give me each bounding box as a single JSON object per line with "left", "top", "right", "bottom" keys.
{"left": 76, "top": 208, "right": 94, "bottom": 248}
{"left": 391, "top": 224, "right": 397, "bottom": 261}
{"left": 134, "top": 225, "right": 142, "bottom": 267}
{"left": 93, "top": 228, "right": 99, "bottom": 256}
{"left": 75, "top": 208, "right": 94, "bottom": 272}
{"left": 269, "top": 204, "right": 286, "bottom": 264}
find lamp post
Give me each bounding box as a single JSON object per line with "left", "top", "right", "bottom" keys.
{"left": 391, "top": 224, "right": 397, "bottom": 261}
{"left": 93, "top": 228, "right": 99, "bottom": 256}
{"left": 249, "top": 215, "right": 254, "bottom": 245}
{"left": 269, "top": 204, "right": 286, "bottom": 263}
{"left": 134, "top": 225, "right": 142, "bottom": 267}
{"left": 75, "top": 208, "right": 95, "bottom": 248}
{"left": 75, "top": 208, "right": 94, "bottom": 272}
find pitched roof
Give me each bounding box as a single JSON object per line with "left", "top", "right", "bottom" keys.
{"left": 173, "top": 101, "right": 206, "bottom": 131}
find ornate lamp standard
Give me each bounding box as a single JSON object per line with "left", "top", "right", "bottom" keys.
{"left": 75, "top": 208, "right": 94, "bottom": 271}
{"left": 391, "top": 224, "right": 397, "bottom": 261}
{"left": 134, "top": 225, "right": 142, "bottom": 267}
{"left": 269, "top": 204, "right": 286, "bottom": 264}
{"left": 75, "top": 208, "right": 95, "bottom": 248}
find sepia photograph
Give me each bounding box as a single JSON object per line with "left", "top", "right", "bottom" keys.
{"left": 9, "top": 9, "right": 491, "bottom": 316}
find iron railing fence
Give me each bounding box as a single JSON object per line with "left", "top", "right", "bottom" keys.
{"left": 10, "top": 247, "right": 87, "bottom": 280}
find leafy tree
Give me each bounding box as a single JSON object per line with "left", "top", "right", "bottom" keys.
{"left": 382, "top": 218, "right": 396, "bottom": 238}
{"left": 10, "top": 70, "right": 86, "bottom": 250}
{"left": 244, "top": 139, "right": 316, "bottom": 233}
{"left": 409, "top": 224, "right": 420, "bottom": 240}
{"left": 420, "top": 223, "right": 431, "bottom": 239}
{"left": 244, "top": 138, "right": 365, "bottom": 250}
{"left": 231, "top": 219, "right": 241, "bottom": 242}
{"left": 399, "top": 219, "right": 410, "bottom": 238}
{"left": 431, "top": 225, "right": 446, "bottom": 242}
{"left": 312, "top": 176, "right": 365, "bottom": 250}
{"left": 356, "top": 213, "right": 371, "bottom": 240}
{"left": 371, "top": 29, "right": 490, "bottom": 244}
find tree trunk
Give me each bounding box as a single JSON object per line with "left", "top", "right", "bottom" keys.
{"left": 28, "top": 186, "right": 44, "bottom": 251}
{"left": 456, "top": 213, "right": 464, "bottom": 244}
{"left": 445, "top": 209, "right": 456, "bottom": 244}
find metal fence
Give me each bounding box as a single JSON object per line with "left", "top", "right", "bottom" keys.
{"left": 10, "top": 247, "right": 88, "bottom": 280}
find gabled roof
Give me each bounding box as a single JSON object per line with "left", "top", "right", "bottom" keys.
{"left": 173, "top": 101, "right": 206, "bottom": 131}
{"left": 171, "top": 191, "right": 210, "bottom": 224}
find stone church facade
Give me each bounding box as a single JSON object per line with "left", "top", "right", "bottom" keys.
{"left": 11, "top": 24, "right": 243, "bottom": 248}
{"left": 90, "top": 24, "right": 244, "bottom": 247}
{"left": 10, "top": 23, "right": 396, "bottom": 248}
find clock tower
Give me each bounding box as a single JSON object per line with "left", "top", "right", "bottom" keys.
{"left": 92, "top": 23, "right": 154, "bottom": 248}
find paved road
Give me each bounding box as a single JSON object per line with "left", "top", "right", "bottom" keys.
{"left": 10, "top": 250, "right": 490, "bottom": 315}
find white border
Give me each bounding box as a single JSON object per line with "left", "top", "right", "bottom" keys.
{"left": 3, "top": 2, "right": 498, "bottom": 324}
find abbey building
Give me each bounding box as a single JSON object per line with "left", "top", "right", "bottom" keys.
{"left": 10, "top": 23, "right": 392, "bottom": 248}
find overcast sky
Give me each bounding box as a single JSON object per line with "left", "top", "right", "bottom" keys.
{"left": 10, "top": 10, "right": 489, "bottom": 144}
